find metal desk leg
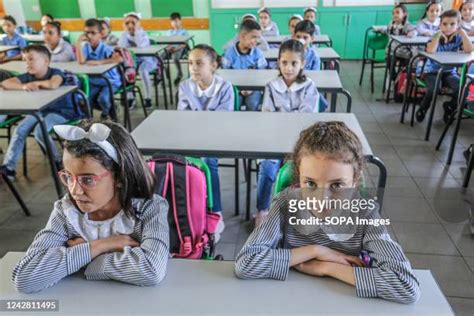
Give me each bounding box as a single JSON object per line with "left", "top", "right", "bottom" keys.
{"left": 382, "top": 39, "right": 393, "bottom": 95}
{"left": 424, "top": 68, "right": 443, "bottom": 141}
{"left": 447, "top": 78, "right": 470, "bottom": 165}
{"left": 1, "top": 173, "right": 30, "bottom": 216}
{"left": 245, "top": 159, "right": 252, "bottom": 221}
{"left": 400, "top": 55, "right": 416, "bottom": 123}
{"left": 367, "top": 155, "right": 387, "bottom": 210}
{"left": 330, "top": 93, "right": 337, "bottom": 112}
{"left": 385, "top": 42, "right": 400, "bottom": 103}
{"left": 341, "top": 89, "right": 352, "bottom": 113}
{"left": 32, "top": 112, "right": 62, "bottom": 198}
{"left": 235, "top": 158, "right": 240, "bottom": 216}
{"left": 98, "top": 74, "right": 118, "bottom": 122}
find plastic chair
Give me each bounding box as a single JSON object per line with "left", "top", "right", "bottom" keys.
{"left": 359, "top": 27, "right": 389, "bottom": 93}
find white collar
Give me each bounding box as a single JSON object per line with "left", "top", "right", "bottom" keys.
{"left": 263, "top": 23, "right": 273, "bottom": 31}
{"left": 271, "top": 76, "right": 308, "bottom": 93}
{"left": 48, "top": 38, "right": 66, "bottom": 55}
{"left": 194, "top": 75, "right": 221, "bottom": 98}
{"left": 423, "top": 18, "right": 440, "bottom": 27}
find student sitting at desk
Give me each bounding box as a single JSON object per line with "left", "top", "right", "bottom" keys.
{"left": 101, "top": 18, "right": 119, "bottom": 47}
{"left": 285, "top": 14, "right": 303, "bottom": 41}
{"left": 415, "top": 1, "right": 442, "bottom": 37}
{"left": 235, "top": 121, "right": 421, "bottom": 304}
{"left": 0, "top": 15, "right": 27, "bottom": 63}
{"left": 161, "top": 12, "right": 189, "bottom": 86}
{"left": 460, "top": 0, "right": 474, "bottom": 36}
{"left": 258, "top": 7, "right": 280, "bottom": 37}
{"left": 223, "top": 14, "right": 269, "bottom": 52}
{"left": 0, "top": 45, "right": 84, "bottom": 180}
{"left": 303, "top": 7, "right": 321, "bottom": 36}
{"left": 11, "top": 120, "right": 170, "bottom": 293}
{"left": 222, "top": 19, "right": 268, "bottom": 111}
{"left": 76, "top": 18, "right": 123, "bottom": 120}
{"left": 416, "top": 10, "right": 473, "bottom": 123}
{"left": 43, "top": 21, "right": 75, "bottom": 62}
{"left": 119, "top": 12, "right": 157, "bottom": 109}
{"left": 40, "top": 14, "right": 54, "bottom": 30}
{"left": 177, "top": 44, "right": 234, "bottom": 242}
{"left": 256, "top": 39, "right": 320, "bottom": 226}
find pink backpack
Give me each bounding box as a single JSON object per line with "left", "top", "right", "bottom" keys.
{"left": 114, "top": 47, "right": 137, "bottom": 84}
{"left": 147, "top": 154, "right": 221, "bottom": 259}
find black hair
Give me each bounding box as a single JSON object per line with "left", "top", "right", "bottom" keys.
{"left": 192, "top": 44, "right": 221, "bottom": 67}
{"left": 393, "top": 4, "right": 409, "bottom": 25}
{"left": 240, "top": 19, "right": 261, "bottom": 34}
{"left": 3, "top": 15, "right": 17, "bottom": 26}
{"left": 170, "top": 12, "right": 181, "bottom": 20}
{"left": 304, "top": 7, "right": 317, "bottom": 15}
{"left": 42, "top": 14, "right": 54, "bottom": 21}
{"left": 22, "top": 44, "right": 51, "bottom": 60}
{"left": 460, "top": 0, "right": 474, "bottom": 12}
{"left": 278, "top": 39, "right": 306, "bottom": 84}
{"left": 294, "top": 20, "right": 315, "bottom": 36}
{"left": 421, "top": 1, "right": 443, "bottom": 20}
{"left": 85, "top": 18, "right": 103, "bottom": 31}
{"left": 63, "top": 120, "right": 155, "bottom": 217}
{"left": 44, "top": 21, "right": 61, "bottom": 34}
{"left": 441, "top": 9, "right": 461, "bottom": 22}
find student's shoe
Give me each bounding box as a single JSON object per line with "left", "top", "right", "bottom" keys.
{"left": 415, "top": 107, "right": 427, "bottom": 122}
{"left": 0, "top": 165, "right": 16, "bottom": 181}
{"left": 144, "top": 99, "right": 153, "bottom": 109}
{"left": 127, "top": 98, "right": 136, "bottom": 110}
{"left": 255, "top": 210, "right": 269, "bottom": 227}
{"left": 100, "top": 113, "right": 109, "bottom": 121}
{"left": 442, "top": 101, "right": 456, "bottom": 124}
{"left": 463, "top": 145, "right": 472, "bottom": 164}
{"left": 174, "top": 75, "right": 182, "bottom": 86}
{"left": 214, "top": 214, "right": 225, "bottom": 244}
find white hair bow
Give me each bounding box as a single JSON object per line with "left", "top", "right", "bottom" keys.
{"left": 53, "top": 123, "right": 119, "bottom": 163}
{"left": 124, "top": 11, "right": 142, "bottom": 20}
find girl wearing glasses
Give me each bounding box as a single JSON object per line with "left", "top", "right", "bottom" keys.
{"left": 11, "top": 120, "right": 170, "bottom": 293}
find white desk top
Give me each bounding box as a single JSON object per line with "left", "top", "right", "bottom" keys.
{"left": 22, "top": 34, "right": 45, "bottom": 42}
{"left": 264, "top": 47, "right": 340, "bottom": 61}
{"left": 420, "top": 51, "right": 474, "bottom": 67}
{"left": 216, "top": 69, "right": 342, "bottom": 91}
{"left": 0, "top": 45, "right": 18, "bottom": 53}
{"left": 150, "top": 35, "right": 194, "bottom": 44}
{"left": 391, "top": 35, "right": 474, "bottom": 45}
{"left": 265, "top": 34, "right": 331, "bottom": 45}
{"left": 132, "top": 111, "right": 372, "bottom": 158}
{"left": 0, "top": 252, "right": 453, "bottom": 315}
{"left": 0, "top": 86, "right": 76, "bottom": 114}
{"left": 129, "top": 45, "right": 167, "bottom": 56}
{"left": 0, "top": 61, "right": 118, "bottom": 75}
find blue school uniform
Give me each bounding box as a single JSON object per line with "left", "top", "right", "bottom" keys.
{"left": 82, "top": 41, "right": 121, "bottom": 87}
{"left": 424, "top": 34, "right": 463, "bottom": 74}
{"left": 222, "top": 43, "right": 268, "bottom": 70}
{"left": 1, "top": 32, "right": 27, "bottom": 58}
{"left": 261, "top": 21, "right": 280, "bottom": 37}
{"left": 223, "top": 34, "right": 269, "bottom": 52}
{"left": 304, "top": 47, "right": 321, "bottom": 71}
{"left": 177, "top": 75, "right": 235, "bottom": 111}
{"left": 82, "top": 41, "right": 121, "bottom": 116}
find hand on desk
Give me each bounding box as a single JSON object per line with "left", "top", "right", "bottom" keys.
{"left": 315, "top": 246, "right": 364, "bottom": 267}
{"left": 22, "top": 82, "right": 42, "bottom": 91}
{"left": 87, "top": 60, "right": 103, "bottom": 66}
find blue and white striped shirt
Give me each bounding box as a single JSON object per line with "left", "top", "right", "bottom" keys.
{"left": 235, "top": 189, "right": 421, "bottom": 304}
{"left": 11, "top": 194, "right": 170, "bottom": 293}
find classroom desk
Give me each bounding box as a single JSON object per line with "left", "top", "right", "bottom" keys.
{"left": 129, "top": 45, "right": 169, "bottom": 110}
{"left": 0, "top": 252, "right": 454, "bottom": 315}
{"left": 417, "top": 51, "right": 474, "bottom": 142}
{"left": 265, "top": 34, "right": 332, "bottom": 47}
{"left": 0, "top": 61, "right": 129, "bottom": 130}
{"left": 132, "top": 111, "right": 387, "bottom": 220}
{"left": 21, "top": 34, "right": 44, "bottom": 43}
{"left": 216, "top": 69, "right": 352, "bottom": 113}
{"left": 0, "top": 86, "right": 77, "bottom": 203}
{"left": 0, "top": 45, "right": 18, "bottom": 53}
{"left": 383, "top": 35, "right": 431, "bottom": 103}
{"left": 150, "top": 35, "right": 195, "bottom": 106}
{"left": 263, "top": 47, "right": 341, "bottom": 71}
{"left": 385, "top": 35, "right": 474, "bottom": 103}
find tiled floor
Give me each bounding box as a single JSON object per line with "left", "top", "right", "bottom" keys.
{"left": 1, "top": 61, "right": 474, "bottom": 315}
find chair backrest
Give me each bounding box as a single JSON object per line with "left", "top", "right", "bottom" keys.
{"left": 273, "top": 161, "right": 295, "bottom": 195}
{"left": 75, "top": 73, "right": 90, "bottom": 97}
{"left": 367, "top": 31, "right": 389, "bottom": 51}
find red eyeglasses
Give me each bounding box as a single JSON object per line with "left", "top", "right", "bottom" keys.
{"left": 58, "top": 170, "right": 111, "bottom": 190}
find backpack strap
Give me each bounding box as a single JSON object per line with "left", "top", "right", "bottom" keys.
{"left": 169, "top": 162, "right": 193, "bottom": 248}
